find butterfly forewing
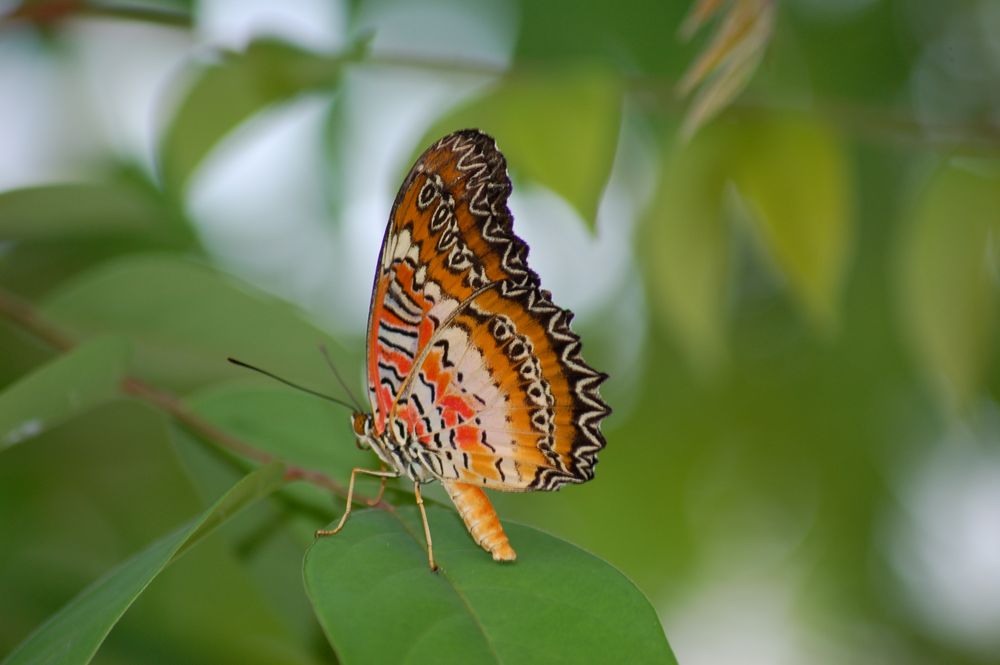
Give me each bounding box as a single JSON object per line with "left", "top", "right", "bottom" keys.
{"left": 365, "top": 129, "right": 610, "bottom": 491}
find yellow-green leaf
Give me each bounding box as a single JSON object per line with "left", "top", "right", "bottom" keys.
{"left": 898, "top": 158, "right": 1000, "bottom": 412}
{"left": 645, "top": 123, "right": 736, "bottom": 373}
{"left": 422, "top": 68, "right": 622, "bottom": 230}
{"left": 732, "top": 113, "right": 853, "bottom": 331}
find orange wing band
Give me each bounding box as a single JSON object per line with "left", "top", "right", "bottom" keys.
{"left": 443, "top": 481, "right": 516, "bottom": 562}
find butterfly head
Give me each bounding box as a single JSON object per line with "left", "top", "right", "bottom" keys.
{"left": 351, "top": 412, "right": 374, "bottom": 450}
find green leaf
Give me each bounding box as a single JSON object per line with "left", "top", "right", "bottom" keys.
{"left": 731, "top": 112, "right": 854, "bottom": 331}
{"left": 1, "top": 461, "right": 287, "bottom": 665}
{"left": 0, "top": 336, "right": 130, "bottom": 450}
{"left": 422, "top": 68, "right": 622, "bottom": 229}
{"left": 0, "top": 169, "right": 197, "bottom": 298}
{"left": 177, "top": 387, "right": 374, "bottom": 640}
{"left": 644, "top": 113, "right": 852, "bottom": 369}
{"left": 160, "top": 38, "right": 356, "bottom": 191}
{"left": 304, "top": 506, "right": 675, "bottom": 665}
{"left": 0, "top": 402, "right": 318, "bottom": 664}
{"left": 898, "top": 158, "right": 1000, "bottom": 412}
{"left": 0, "top": 169, "right": 191, "bottom": 247}
{"left": 645, "top": 123, "right": 735, "bottom": 373}
{"left": 40, "top": 255, "right": 357, "bottom": 393}
{"left": 515, "top": 2, "right": 687, "bottom": 76}
{"left": 184, "top": 385, "right": 373, "bottom": 521}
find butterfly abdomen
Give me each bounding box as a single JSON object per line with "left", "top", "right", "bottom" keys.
{"left": 443, "top": 480, "right": 516, "bottom": 561}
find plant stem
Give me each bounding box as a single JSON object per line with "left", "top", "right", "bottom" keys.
{"left": 355, "top": 54, "right": 1000, "bottom": 153}
{"left": 3, "top": 2, "right": 192, "bottom": 29}
{"left": 0, "top": 287, "right": 388, "bottom": 509}
{"left": 0, "top": 289, "right": 74, "bottom": 351}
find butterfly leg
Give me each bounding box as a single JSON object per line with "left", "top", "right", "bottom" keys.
{"left": 316, "top": 467, "right": 399, "bottom": 538}
{"left": 413, "top": 481, "right": 438, "bottom": 572}
{"left": 365, "top": 465, "right": 389, "bottom": 506}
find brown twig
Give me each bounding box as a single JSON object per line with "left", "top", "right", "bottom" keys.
{"left": 0, "top": 287, "right": 389, "bottom": 510}
{"left": 0, "top": 289, "right": 74, "bottom": 351}
{"left": 355, "top": 51, "right": 1000, "bottom": 154}
{"left": 2, "top": 1, "right": 191, "bottom": 29}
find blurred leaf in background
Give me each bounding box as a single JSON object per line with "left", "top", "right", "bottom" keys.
{"left": 160, "top": 36, "right": 366, "bottom": 192}
{"left": 898, "top": 158, "right": 1000, "bottom": 413}
{"left": 0, "top": 335, "right": 130, "bottom": 448}
{"left": 422, "top": 66, "right": 623, "bottom": 229}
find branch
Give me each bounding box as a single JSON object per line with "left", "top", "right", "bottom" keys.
{"left": 0, "top": 287, "right": 389, "bottom": 510}
{"left": 0, "top": 288, "right": 74, "bottom": 351}
{"left": 1, "top": 4, "right": 996, "bottom": 152}
{"left": 2, "top": 1, "right": 192, "bottom": 29}
{"left": 357, "top": 52, "right": 1000, "bottom": 154}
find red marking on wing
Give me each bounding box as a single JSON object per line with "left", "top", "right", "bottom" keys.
{"left": 440, "top": 394, "right": 475, "bottom": 421}
{"left": 418, "top": 317, "right": 435, "bottom": 347}
{"left": 456, "top": 424, "right": 478, "bottom": 450}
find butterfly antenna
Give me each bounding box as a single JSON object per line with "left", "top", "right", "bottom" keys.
{"left": 227, "top": 357, "right": 355, "bottom": 411}
{"left": 319, "top": 344, "right": 365, "bottom": 412}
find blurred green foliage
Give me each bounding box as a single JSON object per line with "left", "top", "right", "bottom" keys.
{"left": 1, "top": 0, "right": 999, "bottom": 664}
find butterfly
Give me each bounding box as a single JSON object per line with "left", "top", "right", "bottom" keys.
{"left": 316, "top": 129, "right": 611, "bottom": 570}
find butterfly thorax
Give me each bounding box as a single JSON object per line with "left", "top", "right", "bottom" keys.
{"left": 351, "top": 412, "right": 437, "bottom": 484}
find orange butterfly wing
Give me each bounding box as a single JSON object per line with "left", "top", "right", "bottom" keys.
{"left": 366, "top": 129, "right": 610, "bottom": 491}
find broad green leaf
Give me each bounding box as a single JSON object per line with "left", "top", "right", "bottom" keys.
{"left": 0, "top": 402, "right": 210, "bottom": 659}
{"left": 2, "top": 461, "right": 287, "bottom": 665}
{"left": 422, "top": 68, "right": 622, "bottom": 229}
{"left": 160, "top": 38, "right": 357, "bottom": 191}
{"left": 645, "top": 123, "right": 735, "bottom": 373}
{"left": 0, "top": 336, "right": 130, "bottom": 449}
{"left": 0, "top": 169, "right": 191, "bottom": 246}
{"left": 898, "top": 159, "right": 1000, "bottom": 412}
{"left": 0, "top": 402, "right": 319, "bottom": 665}
{"left": 304, "top": 506, "right": 675, "bottom": 665}
{"left": 0, "top": 169, "right": 197, "bottom": 298}
{"left": 732, "top": 113, "right": 853, "bottom": 331}
{"left": 40, "top": 255, "right": 357, "bottom": 392}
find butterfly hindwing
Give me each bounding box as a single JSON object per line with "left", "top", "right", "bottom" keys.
{"left": 393, "top": 284, "right": 609, "bottom": 490}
